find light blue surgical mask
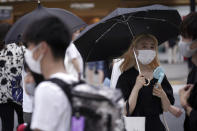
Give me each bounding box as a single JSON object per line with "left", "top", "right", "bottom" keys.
{"left": 26, "top": 83, "right": 36, "bottom": 96}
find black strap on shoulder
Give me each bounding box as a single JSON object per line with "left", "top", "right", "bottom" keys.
{"left": 49, "top": 78, "right": 73, "bottom": 103}
{"left": 48, "top": 78, "right": 85, "bottom": 104}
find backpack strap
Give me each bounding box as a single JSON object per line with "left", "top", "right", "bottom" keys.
{"left": 48, "top": 78, "right": 85, "bottom": 104}
{"left": 49, "top": 78, "right": 72, "bottom": 103}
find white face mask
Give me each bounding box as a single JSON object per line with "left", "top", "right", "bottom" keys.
{"left": 24, "top": 45, "right": 43, "bottom": 74}
{"left": 137, "top": 50, "right": 156, "bottom": 65}
{"left": 178, "top": 40, "right": 197, "bottom": 57}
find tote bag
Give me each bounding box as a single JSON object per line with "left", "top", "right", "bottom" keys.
{"left": 124, "top": 116, "right": 145, "bottom": 131}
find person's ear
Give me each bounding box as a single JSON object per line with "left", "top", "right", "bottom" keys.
{"left": 33, "top": 41, "right": 47, "bottom": 60}
{"left": 39, "top": 41, "right": 48, "bottom": 54}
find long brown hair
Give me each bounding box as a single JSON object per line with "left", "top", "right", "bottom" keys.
{"left": 120, "top": 34, "right": 160, "bottom": 72}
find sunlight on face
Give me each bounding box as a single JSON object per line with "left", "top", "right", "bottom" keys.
{"left": 135, "top": 38, "right": 156, "bottom": 50}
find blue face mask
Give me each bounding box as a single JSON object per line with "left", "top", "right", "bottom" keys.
{"left": 178, "top": 40, "right": 197, "bottom": 57}
{"left": 25, "top": 83, "right": 36, "bottom": 96}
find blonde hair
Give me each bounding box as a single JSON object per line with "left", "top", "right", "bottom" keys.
{"left": 120, "top": 34, "right": 160, "bottom": 72}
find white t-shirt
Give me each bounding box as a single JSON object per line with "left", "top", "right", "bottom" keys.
{"left": 22, "top": 69, "right": 33, "bottom": 113}
{"left": 64, "top": 43, "right": 83, "bottom": 79}
{"left": 31, "top": 73, "right": 77, "bottom": 131}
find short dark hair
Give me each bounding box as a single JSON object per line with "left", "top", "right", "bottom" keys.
{"left": 180, "top": 12, "right": 197, "bottom": 40}
{"left": 0, "top": 23, "right": 11, "bottom": 50}
{"left": 23, "top": 16, "right": 71, "bottom": 59}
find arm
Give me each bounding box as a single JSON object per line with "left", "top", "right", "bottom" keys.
{"left": 153, "top": 84, "right": 171, "bottom": 112}
{"left": 153, "top": 76, "right": 175, "bottom": 112}
{"left": 116, "top": 73, "right": 145, "bottom": 115}
{"left": 116, "top": 75, "right": 132, "bottom": 115}
{"left": 71, "top": 58, "right": 81, "bottom": 74}
{"left": 168, "top": 105, "right": 182, "bottom": 117}
{"left": 126, "top": 74, "right": 145, "bottom": 115}
{"left": 68, "top": 44, "right": 82, "bottom": 78}
{"left": 160, "top": 89, "right": 171, "bottom": 112}
{"left": 183, "top": 105, "right": 193, "bottom": 116}
{"left": 179, "top": 84, "right": 197, "bottom": 130}
{"left": 127, "top": 85, "right": 141, "bottom": 114}
{"left": 179, "top": 84, "right": 194, "bottom": 116}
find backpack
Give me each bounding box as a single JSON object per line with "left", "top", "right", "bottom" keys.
{"left": 49, "top": 78, "right": 125, "bottom": 131}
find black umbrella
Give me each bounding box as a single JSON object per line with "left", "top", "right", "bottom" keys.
{"left": 5, "top": 4, "right": 87, "bottom": 44}
{"left": 74, "top": 4, "right": 181, "bottom": 62}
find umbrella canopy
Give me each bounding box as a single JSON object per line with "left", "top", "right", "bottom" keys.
{"left": 74, "top": 4, "right": 181, "bottom": 62}
{"left": 5, "top": 4, "right": 87, "bottom": 44}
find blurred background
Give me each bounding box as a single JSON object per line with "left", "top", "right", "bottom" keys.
{"left": 0, "top": 0, "right": 195, "bottom": 25}
{"left": 0, "top": 0, "right": 196, "bottom": 131}
{"left": 0, "top": 0, "right": 195, "bottom": 84}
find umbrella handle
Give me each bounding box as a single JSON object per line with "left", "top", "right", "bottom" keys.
{"left": 133, "top": 48, "right": 141, "bottom": 74}
{"left": 133, "top": 49, "right": 150, "bottom": 86}
{"left": 144, "top": 78, "right": 150, "bottom": 86}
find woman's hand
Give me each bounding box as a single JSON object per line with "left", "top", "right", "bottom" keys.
{"left": 126, "top": 74, "right": 145, "bottom": 115}
{"left": 179, "top": 84, "right": 194, "bottom": 107}
{"left": 134, "top": 74, "right": 146, "bottom": 90}
{"left": 153, "top": 83, "right": 171, "bottom": 112}
{"left": 169, "top": 105, "right": 183, "bottom": 118}
{"left": 153, "top": 84, "right": 166, "bottom": 98}
{"left": 179, "top": 84, "right": 194, "bottom": 116}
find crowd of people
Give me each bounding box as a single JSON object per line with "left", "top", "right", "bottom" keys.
{"left": 0, "top": 5, "right": 197, "bottom": 131}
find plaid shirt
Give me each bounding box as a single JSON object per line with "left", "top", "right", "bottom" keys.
{"left": 0, "top": 43, "right": 24, "bottom": 104}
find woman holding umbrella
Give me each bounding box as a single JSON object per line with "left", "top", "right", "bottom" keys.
{"left": 116, "top": 34, "right": 174, "bottom": 131}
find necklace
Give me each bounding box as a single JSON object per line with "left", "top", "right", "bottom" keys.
{"left": 144, "top": 78, "right": 150, "bottom": 86}
{"left": 142, "top": 71, "right": 153, "bottom": 86}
